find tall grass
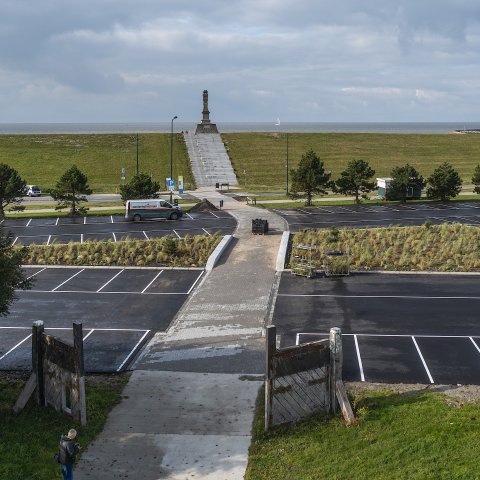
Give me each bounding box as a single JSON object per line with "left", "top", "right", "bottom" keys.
{"left": 291, "top": 224, "right": 480, "bottom": 272}
{"left": 21, "top": 235, "right": 222, "bottom": 268}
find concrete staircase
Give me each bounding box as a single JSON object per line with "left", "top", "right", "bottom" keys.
{"left": 184, "top": 132, "right": 238, "bottom": 187}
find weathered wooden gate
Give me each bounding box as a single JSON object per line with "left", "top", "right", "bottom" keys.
{"left": 265, "top": 326, "right": 343, "bottom": 430}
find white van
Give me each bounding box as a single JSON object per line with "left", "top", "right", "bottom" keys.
{"left": 125, "top": 199, "right": 183, "bottom": 221}
{"left": 26, "top": 185, "right": 42, "bottom": 197}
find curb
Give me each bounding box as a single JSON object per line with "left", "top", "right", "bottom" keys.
{"left": 276, "top": 231, "right": 290, "bottom": 272}
{"left": 205, "top": 234, "right": 233, "bottom": 271}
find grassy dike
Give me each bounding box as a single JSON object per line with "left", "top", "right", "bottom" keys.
{"left": 0, "top": 372, "right": 130, "bottom": 480}
{"left": 222, "top": 132, "right": 480, "bottom": 191}
{"left": 0, "top": 133, "right": 194, "bottom": 193}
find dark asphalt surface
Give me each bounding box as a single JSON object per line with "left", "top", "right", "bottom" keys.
{"left": 0, "top": 267, "right": 205, "bottom": 372}
{"left": 272, "top": 201, "right": 480, "bottom": 231}
{"left": 273, "top": 273, "right": 480, "bottom": 384}
{"left": 0, "top": 211, "right": 236, "bottom": 245}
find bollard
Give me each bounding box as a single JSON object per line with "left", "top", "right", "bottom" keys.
{"left": 220, "top": 200, "right": 224, "bottom": 208}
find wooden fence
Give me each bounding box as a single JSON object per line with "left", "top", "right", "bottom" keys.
{"left": 265, "top": 326, "right": 344, "bottom": 430}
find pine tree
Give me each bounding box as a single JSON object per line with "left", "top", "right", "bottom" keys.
{"left": 51, "top": 165, "right": 93, "bottom": 215}
{"left": 426, "top": 162, "right": 462, "bottom": 201}
{"left": 335, "top": 159, "right": 376, "bottom": 204}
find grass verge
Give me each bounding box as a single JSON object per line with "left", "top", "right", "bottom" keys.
{"left": 246, "top": 387, "right": 480, "bottom": 480}
{"left": 291, "top": 223, "right": 480, "bottom": 272}
{"left": 0, "top": 371, "right": 130, "bottom": 480}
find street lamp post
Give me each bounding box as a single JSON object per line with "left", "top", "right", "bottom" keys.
{"left": 285, "top": 133, "right": 289, "bottom": 195}
{"left": 136, "top": 133, "right": 139, "bottom": 176}
{"left": 170, "top": 115, "right": 178, "bottom": 203}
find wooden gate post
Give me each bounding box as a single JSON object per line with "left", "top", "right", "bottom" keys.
{"left": 32, "top": 320, "right": 45, "bottom": 406}
{"left": 73, "top": 322, "right": 87, "bottom": 426}
{"left": 329, "top": 327, "right": 342, "bottom": 414}
{"left": 265, "top": 325, "right": 277, "bottom": 431}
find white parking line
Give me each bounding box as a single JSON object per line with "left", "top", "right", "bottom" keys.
{"left": 96, "top": 269, "right": 124, "bottom": 292}
{"left": 84, "top": 217, "right": 87, "bottom": 225}
{"left": 279, "top": 293, "right": 480, "bottom": 300}
{"left": 185, "top": 212, "right": 193, "bottom": 219}
{"left": 111, "top": 215, "right": 114, "bottom": 224}
{"left": 12, "top": 237, "right": 18, "bottom": 246}
{"left": 202, "top": 228, "right": 211, "bottom": 236}
{"left": 411, "top": 336, "right": 434, "bottom": 383}
{"left": 141, "top": 270, "right": 164, "bottom": 294}
{"left": 354, "top": 334, "right": 365, "bottom": 381}
{"left": 112, "top": 232, "right": 117, "bottom": 242}
{"left": 51, "top": 269, "right": 85, "bottom": 292}
{"left": 26, "top": 219, "right": 32, "bottom": 227}
{"left": 116, "top": 330, "right": 151, "bottom": 371}
{"left": 143, "top": 231, "right": 149, "bottom": 240}
{"left": 55, "top": 217, "right": 59, "bottom": 226}
{"left": 172, "top": 230, "right": 181, "bottom": 239}
{"left": 0, "top": 334, "right": 32, "bottom": 362}
{"left": 26, "top": 267, "right": 46, "bottom": 280}
{"left": 297, "top": 209, "right": 312, "bottom": 215}
{"left": 187, "top": 271, "right": 204, "bottom": 295}
{"left": 46, "top": 235, "right": 52, "bottom": 246}
{"left": 209, "top": 211, "right": 220, "bottom": 218}
{"left": 470, "top": 337, "right": 480, "bottom": 354}
{"left": 83, "top": 329, "right": 95, "bottom": 341}
{"left": 81, "top": 234, "right": 84, "bottom": 243}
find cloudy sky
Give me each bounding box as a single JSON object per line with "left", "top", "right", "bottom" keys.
{"left": 1, "top": 0, "right": 480, "bottom": 123}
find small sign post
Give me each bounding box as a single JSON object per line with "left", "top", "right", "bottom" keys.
{"left": 178, "top": 176, "right": 184, "bottom": 194}
{"left": 121, "top": 167, "right": 126, "bottom": 181}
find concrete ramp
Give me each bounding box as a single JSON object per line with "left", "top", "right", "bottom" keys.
{"left": 184, "top": 132, "right": 238, "bottom": 187}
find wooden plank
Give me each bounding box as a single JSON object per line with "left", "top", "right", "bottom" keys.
{"left": 336, "top": 380, "right": 356, "bottom": 426}
{"left": 13, "top": 373, "right": 37, "bottom": 413}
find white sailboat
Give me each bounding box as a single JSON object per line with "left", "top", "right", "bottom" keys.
{"left": 275, "top": 118, "right": 281, "bottom": 126}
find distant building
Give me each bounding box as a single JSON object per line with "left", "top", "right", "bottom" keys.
{"left": 376, "top": 177, "right": 422, "bottom": 199}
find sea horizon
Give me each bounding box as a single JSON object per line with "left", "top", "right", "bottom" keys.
{"left": 0, "top": 121, "right": 479, "bottom": 135}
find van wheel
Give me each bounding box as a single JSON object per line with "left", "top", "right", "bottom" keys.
{"left": 133, "top": 214, "right": 141, "bottom": 222}
{"left": 170, "top": 212, "right": 179, "bottom": 220}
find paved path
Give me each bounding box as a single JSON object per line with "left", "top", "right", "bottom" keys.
{"left": 76, "top": 187, "right": 286, "bottom": 480}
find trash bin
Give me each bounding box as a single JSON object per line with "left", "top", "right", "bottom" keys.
{"left": 173, "top": 198, "right": 179, "bottom": 206}
{"left": 252, "top": 218, "right": 268, "bottom": 234}
{"left": 215, "top": 182, "right": 220, "bottom": 189}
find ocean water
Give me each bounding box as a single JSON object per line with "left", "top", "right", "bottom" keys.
{"left": 0, "top": 122, "right": 479, "bottom": 134}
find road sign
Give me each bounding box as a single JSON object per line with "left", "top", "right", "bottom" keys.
{"left": 167, "top": 178, "right": 175, "bottom": 191}
{"left": 121, "top": 167, "right": 126, "bottom": 180}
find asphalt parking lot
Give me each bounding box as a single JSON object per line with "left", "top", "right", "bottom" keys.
{"left": 0, "top": 266, "right": 204, "bottom": 372}
{"left": 0, "top": 211, "right": 236, "bottom": 245}
{"left": 272, "top": 272, "right": 480, "bottom": 385}
{"left": 272, "top": 201, "right": 480, "bottom": 231}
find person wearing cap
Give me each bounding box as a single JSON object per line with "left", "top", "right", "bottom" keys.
{"left": 58, "top": 428, "right": 81, "bottom": 480}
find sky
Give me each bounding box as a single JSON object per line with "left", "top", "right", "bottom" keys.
{"left": 1, "top": 0, "right": 480, "bottom": 123}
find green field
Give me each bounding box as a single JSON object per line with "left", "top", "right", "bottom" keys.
{"left": 0, "top": 133, "right": 194, "bottom": 193}
{"left": 222, "top": 132, "right": 480, "bottom": 191}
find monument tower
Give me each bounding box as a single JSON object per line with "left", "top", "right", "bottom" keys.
{"left": 195, "top": 90, "right": 219, "bottom": 134}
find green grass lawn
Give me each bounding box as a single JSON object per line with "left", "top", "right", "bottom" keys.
{"left": 0, "top": 372, "right": 129, "bottom": 480}
{"left": 223, "top": 132, "right": 480, "bottom": 191}
{"left": 0, "top": 133, "right": 194, "bottom": 193}
{"left": 246, "top": 387, "right": 480, "bottom": 480}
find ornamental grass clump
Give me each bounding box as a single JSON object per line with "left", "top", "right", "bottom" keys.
{"left": 292, "top": 223, "right": 480, "bottom": 272}
{"left": 19, "top": 234, "right": 222, "bottom": 268}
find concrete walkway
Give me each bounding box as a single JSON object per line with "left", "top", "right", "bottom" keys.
{"left": 76, "top": 187, "right": 287, "bottom": 480}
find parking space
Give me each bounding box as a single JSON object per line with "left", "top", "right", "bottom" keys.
{"left": 272, "top": 201, "right": 480, "bottom": 231}
{"left": 273, "top": 272, "right": 480, "bottom": 384}
{"left": 0, "top": 267, "right": 205, "bottom": 372}
{"left": 1, "top": 212, "right": 236, "bottom": 245}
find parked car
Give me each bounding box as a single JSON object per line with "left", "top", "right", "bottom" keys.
{"left": 26, "top": 185, "right": 42, "bottom": 197}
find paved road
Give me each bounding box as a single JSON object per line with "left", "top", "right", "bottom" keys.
{"left": 272, "top": 201, "right": 480, "bottom": 231}
{"left": 273, "top": 273, "right": 480, "bottom": 384}
{"left": 1, "top": 212, "right": 236, "bottom": 245}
